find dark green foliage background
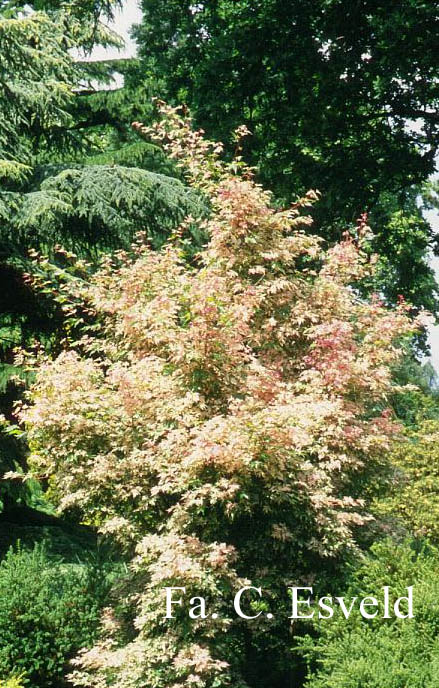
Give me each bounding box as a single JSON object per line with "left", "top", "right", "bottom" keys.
{"left": 0, "top": 542, "right": 114, "bottom": 687}
{"left": 133, "top": 0, "right": 439, "bottom": 315}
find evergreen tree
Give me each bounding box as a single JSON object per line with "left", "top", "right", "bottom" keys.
{"left": 0, "top": 6, "right": 204, "bottom": 513}
{"left": 0, "top": 5, "right": 204, "bottom": 360}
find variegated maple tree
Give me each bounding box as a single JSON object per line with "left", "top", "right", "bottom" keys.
{"left": 19, "top": 104, "right": 419, "bottom": 688}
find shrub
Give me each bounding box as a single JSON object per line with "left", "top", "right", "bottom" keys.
{"left": 0, "top": 678, "right": 24, "bottom": 688}
{"left": 374, "top": 420, "right": 439, "bottom": 542}
{"left": 0, "top": 543, "right": 111, "bottom": 687}
{"left": 300, "top": 539, "right": 439, "bottom": 688}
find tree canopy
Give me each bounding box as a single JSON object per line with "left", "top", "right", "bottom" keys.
{"left": 133, "top": 0, "right": 439, "bottom": 314}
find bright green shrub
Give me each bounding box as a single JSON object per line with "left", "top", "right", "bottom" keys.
{"left": 375, "top": 420, "right": 439, "bottom": 541}
{"left": 0, "top": 678, "right": 24, "bottom": 688}
{"left": 0, "top": 543, "right": 111, "bottom": 687}
{"left": 300, "top": 539, "right": 439, "bottom": 688}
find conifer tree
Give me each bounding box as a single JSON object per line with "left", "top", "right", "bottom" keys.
{"left": 0, "top": 5, "right": 204, "bottom": 359}
{"left": 0, "top": 7, "right": 204, "bottom": 512}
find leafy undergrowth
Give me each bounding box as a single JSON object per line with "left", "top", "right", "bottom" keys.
{"left": 0, "top": 538, "right": 122, "bottom": 688}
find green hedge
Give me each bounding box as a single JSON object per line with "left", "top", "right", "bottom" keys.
{"left": 0, "top": 543, "right": 112, "bottom": 687}
{"left": 300, "top": 539, "right": 439, "bottom": 688}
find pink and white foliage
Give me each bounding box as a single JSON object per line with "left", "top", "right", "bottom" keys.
{"left": 20, "top": 103, "right": 418, "bottom": 687}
